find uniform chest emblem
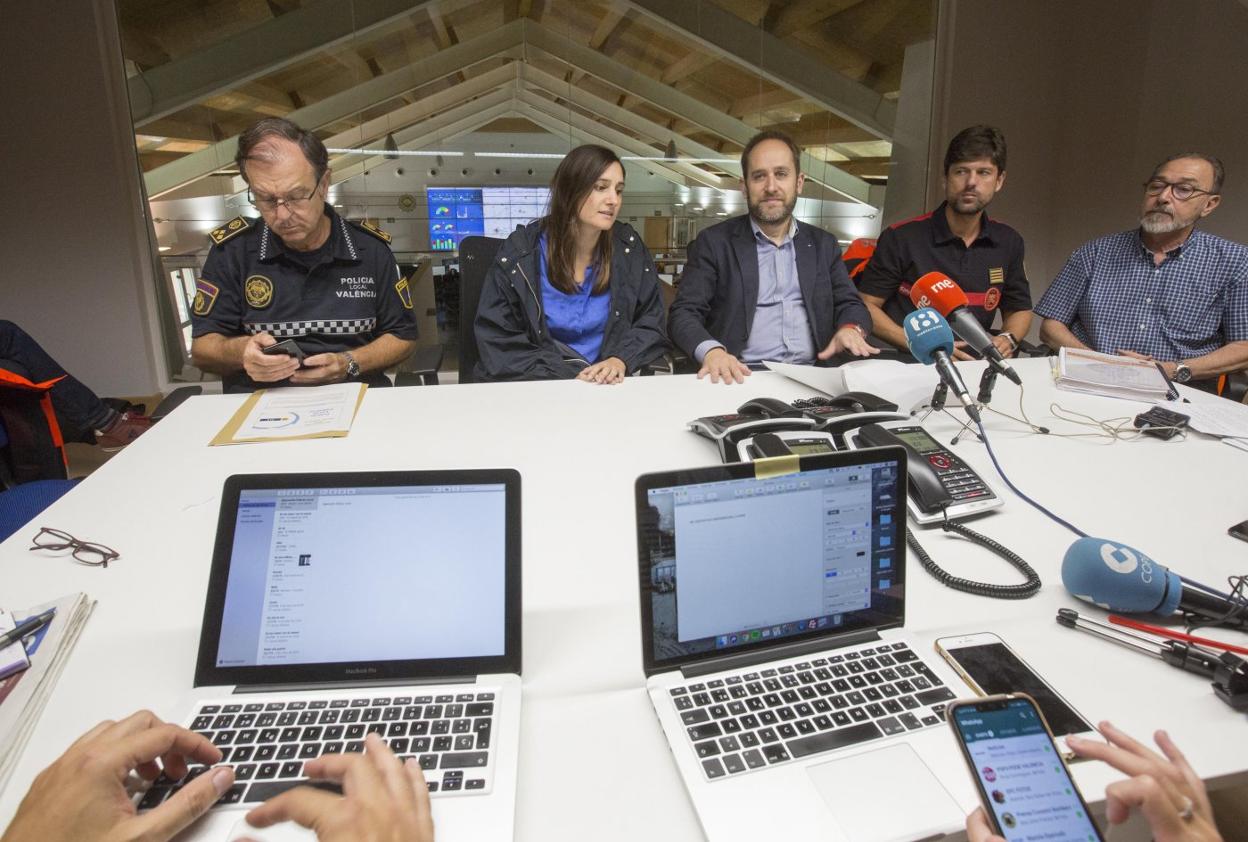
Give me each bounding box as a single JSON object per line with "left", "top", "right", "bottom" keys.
{"left": 988, "top": 267, "right": 1004, "bottom": 285}
{"left": 245, "top": 275, "right": 274, "bottom": 309}
{"left": 983, "top": 286, "right": 1001, "bottom": 311}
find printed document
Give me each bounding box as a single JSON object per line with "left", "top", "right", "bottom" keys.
{"left": 211, "top": 383, "right": 367, "bottom": 445}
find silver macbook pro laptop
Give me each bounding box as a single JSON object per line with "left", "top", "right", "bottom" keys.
{"left": 141, "top": 470, "right": 522, "bottom": 841}
{"left": 635, "top": 450, "right": 974, "bottom": 842}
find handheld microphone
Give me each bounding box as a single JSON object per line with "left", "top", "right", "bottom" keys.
{"left": 903, "top": 308, "right": 981, "bottom": 422}
{"left": 1061, "top": 537, "right": 1247, "bottom": 627}
{"left": 909, "top": 272, "right": 1022, "bottom": 386}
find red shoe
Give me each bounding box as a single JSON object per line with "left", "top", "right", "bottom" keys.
{"left": 96, "top": 412, "right": 153, "bottom": 451}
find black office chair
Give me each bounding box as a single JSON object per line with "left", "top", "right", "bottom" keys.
{"left": 456, "top": 236, "right": 505, "bottom": 384}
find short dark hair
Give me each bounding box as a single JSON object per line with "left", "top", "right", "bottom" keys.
{"left": 740, "top": 130, "right": 802, "bottom": 178}
{"left": 1151, "top": 152, "right": 1225, "bottom": 194}
{"left": 943, "top": 125, "right": 1007, "bottom": 174}
{"left": 235, "top": 117, "right": 329, "bottom": 185}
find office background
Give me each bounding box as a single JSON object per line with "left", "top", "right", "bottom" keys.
{"left": 1, "top": 0, "right": 1246, "bottom": 398}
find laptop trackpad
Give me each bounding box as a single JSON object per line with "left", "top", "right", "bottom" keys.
{"left": 808, "top": 743, "right": 963, "bottom": 842}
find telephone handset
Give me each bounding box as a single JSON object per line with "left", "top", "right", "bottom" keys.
{"left": 851, "top": 422, "right": 1002, "bottom": 524}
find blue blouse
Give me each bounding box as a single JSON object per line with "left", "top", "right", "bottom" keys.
{"left": 537, "top": 235, "right": 611, "bottom": 362}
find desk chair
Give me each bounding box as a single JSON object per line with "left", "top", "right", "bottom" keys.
{"left": 0, "top": 478, "right": 79, "bottom": 542}
{"left": 456, "top": 236, "right": 505, "bottom": 384}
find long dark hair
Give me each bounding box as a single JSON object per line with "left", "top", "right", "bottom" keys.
{"left": 543, "top": 144, "right": 622, "bottom": 295}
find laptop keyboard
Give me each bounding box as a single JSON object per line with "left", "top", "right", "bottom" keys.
{"left": 137, "top": 691, "right": 498, "bottom": 810}
{"left": 669, "top": 642, "right": 955, "bottom": 781}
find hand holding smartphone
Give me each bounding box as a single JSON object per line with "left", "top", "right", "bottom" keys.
{"left": 949, "top": 694, "right": 1104, "bottom": 841}
{"left": 261, "top": 339, "right": 305, "bottom": 364}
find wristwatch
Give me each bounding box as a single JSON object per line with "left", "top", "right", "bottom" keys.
{"left": 1173, "top": 361, "right": 1193, "bottom": 383}
{"left": 342, "top": 352, "right": 361, "bottom": 380}
{"left": 999, "top": 332, "right": 1019, "bottom": 354}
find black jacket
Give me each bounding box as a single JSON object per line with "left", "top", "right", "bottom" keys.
{"left": 474, "top": 220, "right": 668, "bottom": 381}
{"left": 667, "top": 215, "right": 871, "bottom": 361}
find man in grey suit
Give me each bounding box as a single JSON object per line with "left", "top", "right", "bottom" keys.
{"left": 668, "top": 130, "right": 878, "bottom": 384}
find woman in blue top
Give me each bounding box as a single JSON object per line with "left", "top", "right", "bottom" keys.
{"left": 474, "top": 144, "right": 668, "bottom": 382}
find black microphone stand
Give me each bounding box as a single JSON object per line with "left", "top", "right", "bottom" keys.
{"left": 977, "top": 366, "right": 999, "bottom": 406}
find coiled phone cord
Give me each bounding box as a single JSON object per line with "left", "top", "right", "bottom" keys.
{"left": 905, "top": 516, "right": 1041, "bottom": 600}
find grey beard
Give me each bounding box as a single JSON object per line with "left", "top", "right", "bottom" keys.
{"left": 1140, "top": 211, "right": 1182, "bottom": 234}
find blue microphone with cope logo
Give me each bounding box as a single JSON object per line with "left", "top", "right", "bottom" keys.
{"left": 1062, "top": 537, "right": 1245, "bottom": 626}
{"left": 903, "top": 307, "right": 981, "bottom": 422}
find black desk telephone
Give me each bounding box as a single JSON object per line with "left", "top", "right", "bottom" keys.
{"left": 688, "top": 393, "right": 1002, "bottom": 524}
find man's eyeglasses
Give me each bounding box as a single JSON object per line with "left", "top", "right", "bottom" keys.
{"left": 29, "top": 527, "right": 119, "bottom": 568}
{"left": 1143, "top": 179, "right": 1217, "bottom": 202}
{"left": 247, "top": 185, "right": 319, "bottom": 213}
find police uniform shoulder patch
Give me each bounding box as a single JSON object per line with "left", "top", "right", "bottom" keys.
{"left": 355, "top": 219, "right": 392, "bottom": 244}
{"left": 395, "top": 276, "right": 413, "bottom": 310}
{"left": 209, "top": 216, "right": 252, "bottom": 246}
{"left": 193, "top": 279, "right": 220, "bottom": 316}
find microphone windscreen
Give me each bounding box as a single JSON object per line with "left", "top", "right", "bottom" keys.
{"left": 910, "top": 272, "right": 969, "bottom": 315}
{"left": 1060, "top": 537, "right": 1182, "bottom": 616}
{"left": 903, "top": 307, "right": 955, "bottom": 365}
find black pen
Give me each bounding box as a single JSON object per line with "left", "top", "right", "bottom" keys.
{"left": 1154, "top": 362, "right": 1181, "bottom": 401}
{"left": 0, "top": 608, "right": 56, "bottom": 650}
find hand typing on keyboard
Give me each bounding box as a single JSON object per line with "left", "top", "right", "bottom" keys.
{"left": 0, "top": 709, "right": 235, "bottom": 842}
{"left": 242, "top": 733, "right": 433, "bottom": 842}
{"left": 0, "top": 714, "right": 437, "bottom": 842}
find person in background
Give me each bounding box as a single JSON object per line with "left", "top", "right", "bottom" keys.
{"left": 0, "top": 320, "right": 149, "bottom": 450}
{"left": 857, "top": 125, "right": 1032, "bottom": 360}
{"left": 1036, "top": 153, "right": 1248, "bottom": 393}
{"left": 966, "top": 722, "right": 1223, "bottom": 842}
{"left": 667, "top": 129, "right": 876, "bottom": 384}
{"left": 474, "top": 143, "right": 667, "bottom": 382}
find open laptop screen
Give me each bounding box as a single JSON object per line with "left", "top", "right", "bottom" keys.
{"left": 637, "top": 450, "right": 905, "bottom": 676}
{"left": 195, "top": 470, "right": 521, "bottom": 687}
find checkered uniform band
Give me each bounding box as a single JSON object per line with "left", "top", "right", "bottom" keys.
{"left": 245, "top": 318, "right": 376, "bottom": 339}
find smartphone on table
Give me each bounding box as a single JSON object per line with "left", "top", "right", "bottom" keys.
{"left": 935, "top": 632, "right": 1097, "bottom": 755}
{"left": 1229, "top": 519, "right": 1248, "bottom": 543}
{"left": 948, "top": 694, "right": 1104, "bottom": 841}
{"left": 261, "top": 338, "right": 305, "bottom": 364}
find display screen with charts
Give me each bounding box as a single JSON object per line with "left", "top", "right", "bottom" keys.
{"left": 427, "top": 187, "right": 550, "bottom": 251}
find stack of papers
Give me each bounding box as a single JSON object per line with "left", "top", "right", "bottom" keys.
{"left": 1170, "top": 399, "right": 1248, "bottom": 438}
{"left": 0, "top": 593, "right": 95, "bottom": 792}
{"left": 211, "top": 383, "right": 367, "bottom": 446}
{"left": 1054, "top": 347, "right": 1173, "bottom": 401}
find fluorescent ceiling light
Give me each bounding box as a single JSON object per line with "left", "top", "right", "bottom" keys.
{"left": 621, "top": 156, "right": 739, "bottom": 164}
{"left": 474, "top": 151, "right": 567, "bottom": 159}
{"left": 326, "top": 147, "right": 465, "bottom": 157}
{"left": 158, "top": 245, "right": 171, "bottom": 251}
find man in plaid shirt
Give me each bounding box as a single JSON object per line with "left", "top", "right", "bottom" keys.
{"left": 1036, "top": 153, "right": 1248, "bottom": 391}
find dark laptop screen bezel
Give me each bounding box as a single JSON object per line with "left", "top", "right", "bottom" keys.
{"left": 635, "top": 448, "right": 907, "bottom": 678}
{"left": 194, "top": 469, "right": 522, "bottom": 688}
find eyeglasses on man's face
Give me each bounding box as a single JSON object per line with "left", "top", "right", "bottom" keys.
{"left": 29, "top": 527, "right": 119, "bottom": 568}
{"left": 247, "top": 172, "right": 325, "bottom": 213}
{"left": 1142, "top": 179, "right": 1217, "bottom": 202}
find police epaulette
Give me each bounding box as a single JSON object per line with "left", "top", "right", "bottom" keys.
{"left": 354, "top": 219, "right": 392, "bottom": 244}
{"left": 209, "top": 216, "right": 252, "bottom": 245}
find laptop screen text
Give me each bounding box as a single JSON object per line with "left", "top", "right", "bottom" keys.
{"left": 215, "top": 484, "right": 507, "bottom": 668}
{"left": 642, "top": 460, "right": 903, "bottom": 664}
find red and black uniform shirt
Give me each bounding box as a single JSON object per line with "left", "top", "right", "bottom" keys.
{"left": 857, "top": 201, "right": 1032, "bottom": 331}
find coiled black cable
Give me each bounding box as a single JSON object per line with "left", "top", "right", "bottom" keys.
{"left": 906, "top": 517, "right": 1041, "bottom": 599}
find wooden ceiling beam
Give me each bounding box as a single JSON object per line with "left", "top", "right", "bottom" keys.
{"left": 588, "top": 3, "right": 628, "bottom": 50}
{"left": 659, "top": 51, "right": 717, "bottom": 85}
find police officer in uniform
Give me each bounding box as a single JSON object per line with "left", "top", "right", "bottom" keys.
{"left": 857, "top": 125, "right": 1033, "bottom": 360}
{"left": 190, "top": 118, "right": 417, "bottom": 392}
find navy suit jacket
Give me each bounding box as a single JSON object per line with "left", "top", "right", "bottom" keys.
{"left": 667, "top": 215, "right": 871, "bottom": 361}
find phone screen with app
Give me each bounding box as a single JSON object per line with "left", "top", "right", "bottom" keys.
{"left": 951, "top": 697, "right": 1103, "bottom": 841}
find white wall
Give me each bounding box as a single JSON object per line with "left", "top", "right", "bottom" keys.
{"left": 0, "top": 0, "right": 165, "bottom": 396}
{"left": 934, "top": 0, "right": 1248, "bottom": 327}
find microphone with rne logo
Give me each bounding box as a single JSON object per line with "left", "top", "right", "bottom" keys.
{"left": 909, "top": 272, "right": 1022, "bottom": 386}
{"left": 903, "top": 307, "right": 981, "bottom": 422}
{"left": 1061, "top": 537, "right": 1247, "bottom": 627}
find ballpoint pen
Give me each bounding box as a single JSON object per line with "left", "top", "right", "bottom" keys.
{"left": 0, "top": 608, "right": 56, "bottom": 651}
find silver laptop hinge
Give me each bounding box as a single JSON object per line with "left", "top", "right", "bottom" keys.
{"left": 234, "top": 676, "right": 478, "bottom": 694}
{"left": 678, "top": 629, "right": 881, "bottom": 679}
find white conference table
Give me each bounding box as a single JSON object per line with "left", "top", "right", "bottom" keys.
{"left": 1, "top": 358, "right": 1246, "bottom": 841}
